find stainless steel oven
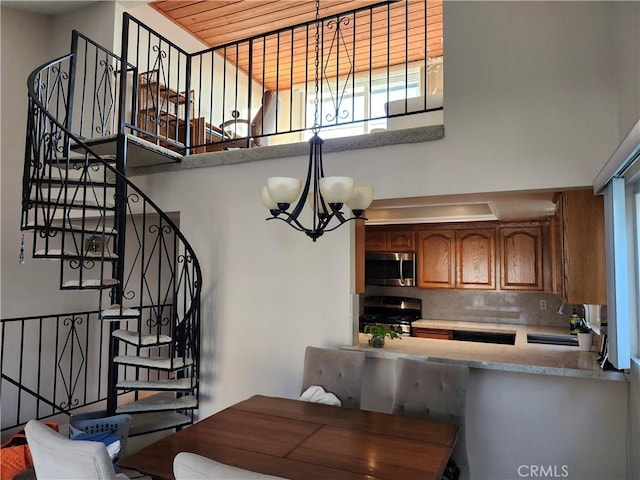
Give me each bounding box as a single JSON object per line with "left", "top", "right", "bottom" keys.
{"left": 359, "top": 295, "right": 422, "bottom": 336}
{"left": 364, "top": 252, "right": 415, "bottom": 287}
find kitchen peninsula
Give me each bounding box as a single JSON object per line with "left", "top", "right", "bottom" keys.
{"left": 348, "top": 320, "right": 627, "bottom": 382}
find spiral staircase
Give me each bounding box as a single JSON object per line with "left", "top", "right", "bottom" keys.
{"left": 19, "top": 32, "right": 202, "bottom": 437}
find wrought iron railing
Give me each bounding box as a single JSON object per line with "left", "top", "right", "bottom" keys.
{"left": 120, "top": 0, "right": 443, "bottom": 154}
{"left": 0, "top": 306, "right": 181, "bottom": 432}
{"left": 1, "top": 310, "right": 113, "bottom": 432}
{"left": 17, "top": 30, "right": 202, "bottom": 419}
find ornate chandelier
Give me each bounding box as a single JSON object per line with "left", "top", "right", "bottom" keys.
{"left": 260, "top": 0, "right": 374, "bottom": 242}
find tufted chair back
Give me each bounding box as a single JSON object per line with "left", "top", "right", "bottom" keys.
{"left": 392, "top": 358, "right": 470, "bottom": 479}
{"left": 301, "top": 346, "right": 366, "bottom": 409}
{"left": 25, "top": 419, "right": 116, "bottom": 480}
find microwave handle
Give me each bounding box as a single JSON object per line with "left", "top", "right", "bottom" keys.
{"left": 399, "top": 257, "right": 405, "bottom": 286}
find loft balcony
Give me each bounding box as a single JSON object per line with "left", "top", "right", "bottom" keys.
{"left": 71, "top": 1, "right": 444, "bottom": 157}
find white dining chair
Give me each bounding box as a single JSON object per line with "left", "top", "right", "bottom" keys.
{"left": 392, "top": 358, "right": 471, "bottom": 480}
{"left": 25, "top": 419, "right": 129, "bottom": 480}
{"left": 173, "top": 452, "right": 286, "bottom": 479}
{"left": 300, "top": 346, "right": 366, "bottom": 409}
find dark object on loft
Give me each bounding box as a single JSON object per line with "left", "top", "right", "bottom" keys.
{"left": 220, "top": 91, "right": 280, "bottom": 147}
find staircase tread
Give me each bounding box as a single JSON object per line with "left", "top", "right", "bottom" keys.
{"left": 62, "top": 278, "right": 119, "bottom": 288}
{"left": 29, "top": 192, "right": 115, "bottom": 209}
{"left": 114, "top": 355, "right": 193, "bottom": 370}
{"left": 102, "top": 305, "right": 141, "bottom": 318}
{"left": 116, "top": 378, "right": 195, "bottom": 390}
{"left": 26, "top": 219, "right": 117, "bottom": 234}
{"left": 81, "top": 133, "right": 183, "bottom": 168}
{"left": 38, "top": 177, "right": 117, "bottom": 187}
{"left": 113, "top": 329, "right": 172, "bottom": 346}
{"left": 128, "top": 411, "right": 192, "bottom": 437}
{"left": 34, "top": 249, "right": 118, "bottom": 259}
{"left": 116, "top": 392, "right": 197, "bottom": 413}
{"left": 52, "top": 151, "right": 117, "bottom": 163}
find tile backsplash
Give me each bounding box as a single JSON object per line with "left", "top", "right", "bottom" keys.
{"left": 363, "top": 286, "right": 586, "bottom": 329}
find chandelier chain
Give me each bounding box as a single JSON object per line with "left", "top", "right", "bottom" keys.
{"left": 312, "top": 0, "right": 320, "bottom": 134}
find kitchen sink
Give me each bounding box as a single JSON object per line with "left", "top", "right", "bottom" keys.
{"left": 527, "top": 333, "right": 578, "bottom": 346}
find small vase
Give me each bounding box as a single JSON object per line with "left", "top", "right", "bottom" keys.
{"left": 577, "top": 332, "right": 593, "bottom": 351}
{"left": 369, "top": 335, "right": 385, "bottom": 348}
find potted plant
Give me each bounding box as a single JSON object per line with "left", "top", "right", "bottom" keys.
{"left": 363, "top": 324, "right": 401, "bottom": 348}
{"left": 576, "top": 320, "right": 593, "bottom": 351}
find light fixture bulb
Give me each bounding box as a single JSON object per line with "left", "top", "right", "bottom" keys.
{"left": 319, "top": 176, "right": 354, "bottom": 205}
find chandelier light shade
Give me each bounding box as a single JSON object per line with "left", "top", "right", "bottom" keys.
{"left": 266, "top": 177, "right": 303, "bottom": 208}
{"left": 345, "top": 186, "right": 375, "bottom": 216}
{"left": 260, "top": 0, "right": 374, "bottom": 242}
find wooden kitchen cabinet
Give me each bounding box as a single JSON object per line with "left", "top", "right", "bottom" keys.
{"left": 416, "top": 225, "right": 496, "bottom": 290}
{"left": 499, "top": 226, "right": 543, "bottom": 291}
{"left": 412, "top": 327, "right": 453, "bottom": 340}
{"left": 456, "top": 228, "right": 496, "bottom": 289}
{"left": 560, "top": 190, "right": 607, "bottom": 304}
{"left": 416, "top": 229, "right": 456, "bottom": 288}
{"left": 365, "top": 226, "right": 415, "bottom": 252}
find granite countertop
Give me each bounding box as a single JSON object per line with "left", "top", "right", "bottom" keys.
{"left": 345, "top": 319, "right": 627, "bottom": 382}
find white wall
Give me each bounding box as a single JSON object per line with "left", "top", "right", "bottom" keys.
{"left": 0, "top": 7, "right": 101, "bottom": 317}
{"left": 51, "top": 1, "right": 117, "bottom": 56}
{"left": 612, "top": 1, "right": 640, "bottom": 143}
{"left": 1, "top": 0, "right": 637, "bottom": 477}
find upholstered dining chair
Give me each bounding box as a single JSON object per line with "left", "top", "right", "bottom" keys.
{"left": 173, "top": 452, "right": 285, "bottom": 479}
{"left": 392, "top": 358, "right": 471, "bottom": 480}
{"left": 25, "top": 419, "right": 126, "bottom": 480}
{"left": 300, "top": 346, "right": 366, "bottom": 409}
{"left": 220, "top": 90, "right": 280, "bottom": 147}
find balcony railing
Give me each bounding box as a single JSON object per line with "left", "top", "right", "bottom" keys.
{"left": 119, "top": 0, "right": 443, "bottom": 155}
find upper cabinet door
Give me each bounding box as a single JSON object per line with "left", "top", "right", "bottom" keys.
{"left": 387, "top": 230, "right": 415, "bottom": 251}
{"left": 456, "top": 228, "right": 496, "bottom": 289}
{"left": 416, "top": 229, "right": 456, "bottom": 288}
{"left": 499, "top": 226, "right": 543, "bottom": 291}
{"left": 561, "top": 190, "right": 607, "bottom": 304}
{"left": 364, "top": 227, "right": 415, "bottom": 252}
{"left": 364, "top": 229, "right": 388, "bottom": 251}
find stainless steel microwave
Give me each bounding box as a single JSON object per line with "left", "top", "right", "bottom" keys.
{"left": 365, "top": 252, "right": 416, "bottom": 287}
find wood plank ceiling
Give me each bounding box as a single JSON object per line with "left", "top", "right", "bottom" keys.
{"left": 151, "top": 0, "right": 443, "bottom": 92}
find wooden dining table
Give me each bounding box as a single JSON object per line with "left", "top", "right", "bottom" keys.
{"left": 119, "top": 395, "right": 458, "bottom": 480}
